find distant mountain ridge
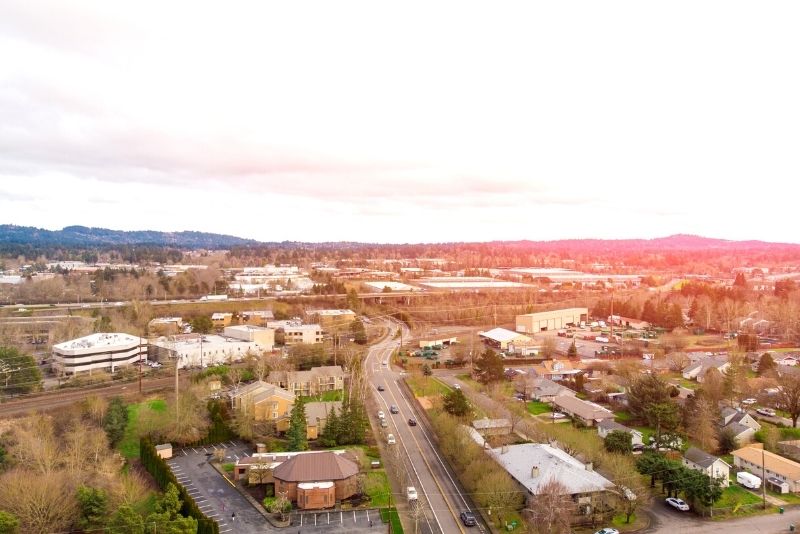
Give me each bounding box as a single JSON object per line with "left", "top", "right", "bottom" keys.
{"left": 0, "top": 225, "right": 259, "bottom": 249}
{"left": 0, "top": 225, "right": 796, "bottom": 251}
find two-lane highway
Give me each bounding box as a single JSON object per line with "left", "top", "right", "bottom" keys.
{"left": 365, "top": 320, "right": 486, "bottom": 534}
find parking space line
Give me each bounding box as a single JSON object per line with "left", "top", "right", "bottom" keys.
{"left": 300, "top": 514, "right": 303, "bottom": 526}
{"left": 353, "top": 510, "right": 357, "bottom": 522}
{"left": 192, "top": 447, "right": 198, "bottom": 453}
{"left": 228, "top": 440, "right": 236, "bottom": 447}
{"left": 182, "top": 449, "right": 187, "bottom": 456}
{"left": 366, "top": 509, "right": 370, "bottom": 522}
{"left": 233, "top": 453, "right": 239, "bottom": 460}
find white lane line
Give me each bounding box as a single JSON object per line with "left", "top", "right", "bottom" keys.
{"left": 192, "top": 447, "right": 198, "bottom": 453}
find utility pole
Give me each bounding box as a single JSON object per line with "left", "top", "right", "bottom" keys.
{"left": 762, "top": 446, "right": 767, "bottom": 510}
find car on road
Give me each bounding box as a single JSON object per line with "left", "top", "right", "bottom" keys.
{"left": 408, "top": 418, "right": 417, "bottom": 426}
{"left": 406, "top": 487, "right": 418, "bottom": 502}
{"left": 460, "top": 511, "right": 477, "bottom": 526}
{"left": 377, "top": 385, "right": 385, "bottom": 392}
{"left": 757, "top": 407, "right": 776, "bottom": 417}
{"left": 742, "top": 398, "right": 757, "bottom": 405}
{"left": 666, "top": 497, "right": 690, "bottom": 511}
{"left": 378, "top": 411, "right": 385, "bottom": 419}
{"left": 387, "top": 434, "right": 396, "bottom": 445}
{"left": 390, "top": 405, "right": 399, "bottom": 414}
{"left": 594, "top": 529, "right": 619, "bottom": 534}
{"left": 551, "top": 412, "right": 567, "bottom": 419}
{"left": 380, "top": 418, "right": 388, "bottom": 427}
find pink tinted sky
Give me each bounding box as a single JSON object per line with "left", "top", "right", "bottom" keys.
{"left": 0, "top": 1, "right": 799, "bottom": 244}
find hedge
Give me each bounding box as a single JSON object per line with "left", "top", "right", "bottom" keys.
{"left": 140, "top": 436, "right": 220, "bottom": 534}
{"left": 380, "top": 507, "right": 403, "bottom": 533}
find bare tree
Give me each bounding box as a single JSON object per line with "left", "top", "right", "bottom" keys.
{"left": 686, "top": 398, "right": 719, "bottom": 452}
{"left": 0, "top": 468, "right": 79, "bottom": 534}
{"left": 666, "top": 352, "right": 689, "bottom": 372}
{"left": 777, "top": 369, "right": 800, "bottom": 427}
{"left": 524, "top": 479, "right": 573, "bottom": 534}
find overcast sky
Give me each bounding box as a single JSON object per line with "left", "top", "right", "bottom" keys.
{"left": 1, "top": 2, "right": 798, "bottom": 244}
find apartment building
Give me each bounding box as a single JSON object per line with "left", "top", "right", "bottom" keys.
{"left": 267, "top": 365, "right": 346, "bottom": 397}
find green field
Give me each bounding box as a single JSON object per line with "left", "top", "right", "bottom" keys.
{"left": 120, "top": 398, "right": 168, "bottom": 459}
{"left": 406, "top": 375, "right": 451, "bottom": 397}
{"left": 714, "top": 484, "right": 763, "bottom": 514}
{"left": 364, "top": 470, "right": 391, "bottom": 507}
{"left": 527, "top": 401, "right": 552, "bottom": 415}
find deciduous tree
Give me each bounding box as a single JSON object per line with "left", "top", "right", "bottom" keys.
{"left": 524, "top": 479, "right": 573, "bottom": 534}
{"left": 777, "top": 370, "right": 800, "bottom": 428}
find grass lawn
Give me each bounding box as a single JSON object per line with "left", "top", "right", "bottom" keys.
{"left": 770, "top": 490, "right": 800, "bottom": 504}
{"left": 614, "top": 410, "right": 633, "bottom": 423}
{"left": 714, "top": 484, "right": 763, "bottom": 515}
{"left": 364, "top": 470, "right": 391, "bottom": 507}
{"left": 379, "top": 507, "right": 403, "bottom": 533}
{"left": 119, "top": 398, "right": 168, "bottom": 459}
{"left": 527, "top": 401, "right": 552, "bottom": 415}
{"left": 611, "top": 512, "right": 648, "bottom": 531}
{"left": 406, "top": 375, "right": 451, "bottom": 397}
{"left": 300, "top": 390, "right": 343, "bottom": 402}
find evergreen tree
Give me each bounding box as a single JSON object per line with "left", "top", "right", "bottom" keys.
{"left": 76, "top": 486, "right": 107, "bottom": 530}
{"left": 443, "top": 388, "right": 470, "bottom": 417}
{"left": 758, "top": 353, "right": 776, "bottom": 376}
{"left": 604, "top": 430, "right": 633, "bottom": 453}
{"left": 287, "top": 399, "right": 308, "bottom": 451}
{"left": 474, "top": 348, "right": 504, "bottom": 384}
{"left": 567, "top": 341, "right": 578, "bottom": 358}
{"left": 107, "top": 506, "right": 143, "bottom": 534}
{"left": 103, "top": 396, "right": 128, "bottom": 447}
{"left": 350, "top": 319, "right": 367, "bottom": 345}
{"left": 319, "top": 405, "right": 340, "bottom": 447}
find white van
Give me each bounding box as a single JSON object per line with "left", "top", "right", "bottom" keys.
{"left": 737, "top": 471, "right": 761, "bottom": 489}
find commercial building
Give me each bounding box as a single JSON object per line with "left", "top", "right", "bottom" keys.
{"left": 53, "top": 333, "right": 147, "bottom": 375}
{"left": 479, "top": 327, "right": 533, "bottom": 350}
{"left": 240, "top": 310, "right": 275, "bottom": 326}
{"left": 211, "top": 312, "right": 233, "bottom": 329}
{"left": 515, "top": 308, "right": 589, "bottom": 334}
{"left": 307, "top": 310, "right": 357, "bottom": 332}
{"left": 362, "top": 281, "right": 418, "bottom": 292}
{"left": 284, "top": 324, "right": 324, "bottom": 345}
{"left": 273, "top": 451, "right": 359, "bottom": 509}
{"left": 223, "top": 325, "right": 275, "bottom": 351}
{"left": 418, "top": 276, "right": 529, "bottom": 290}
{"left": 149, "top": 333, "right": 269, "bottom": 368}
{"left": 148, "top": 317, "right": 184, "bottom": 335}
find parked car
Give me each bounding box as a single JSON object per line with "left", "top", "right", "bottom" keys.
{"left": 666, "top": 497, "right": 690, "bottom": 511}
{"left": 594, "top": 529, "right": 620, "bottom": 534}
{"left": 378, "top": 411, "right": 385, "bottom": 419}
{"left": 551, "top": 412, "right": 567, "bottom": 419}
{"left": 406, "top": 487, "right": 418, "bottom": 502}
{"left": 390, "top": 405, "right": 399, "bottom": 414}
{"left": 757, "top": 407, "right": 776, "bottom": 417}
{"left": 387, "top": 434, "right": 396, "bottom": 445}
{"left": 408, "top": 418, "right": 417, "bottom": 426}
{"left": 742, "top": 398, "right": 757, "bottom": 405}
{"left": 377, "top": 385, "right": 385, "bottom": 392}
{"left": 460, "top": 511, "right": 477, "bottom": 527}
{"left": 453, "top": 384, "right": 461, "bottom": 390}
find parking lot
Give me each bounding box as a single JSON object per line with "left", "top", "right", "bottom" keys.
{"left": 166, "top": 442, "right": 385, "bottom": 533}
{"left": 166, "top": 441, "right": 263, "bottom": 534}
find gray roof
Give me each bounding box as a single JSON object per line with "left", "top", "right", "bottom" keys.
{"left": 232, "top": 380, "right": 295, "bottom": 404}
{"left": 304, "top": 401, "right": 343, "bottom": 428}
{"left": 725, "top": 422, "right": 754, "bottom": 437}
{"left": 597, "top": 420, "right": 641, "bottom": 435}
{"left": 684, "top": 446, "right": 724, "bottom": 469}
{"left": 720, "top": 406, "right": 738, "bottom": 420}
{"left": 553, "top": 394, "right": 614, "bottom": 421}
{"left": 489, "top": 443, "right": 614, "bottom": 495}
{"left": 472, "top": 418, "right": 512, "bottom": 430}
{"left": 532, "top": 377, "right": 567, "bottom": 397}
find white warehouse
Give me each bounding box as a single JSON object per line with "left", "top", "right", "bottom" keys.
{"left": 53, "top": 333, "right": 147, "bottom": 375}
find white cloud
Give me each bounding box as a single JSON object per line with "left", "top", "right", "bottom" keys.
{"left": 0, "top": 1, "right": 799, "bottom": 243}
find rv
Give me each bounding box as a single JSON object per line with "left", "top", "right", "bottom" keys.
{"left": 737, "top": 471, "right": 761, "bottom": 489}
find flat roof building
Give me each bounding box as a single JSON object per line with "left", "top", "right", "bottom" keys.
{"left": 479, "top": 327, "right": 533, "bottom": 350}
{"left": 53, "top": 333, "right": 146, "bottom": 375}
{"left": 516, "top": 308, "right": 589, "bottom": 334}
{"left": 150, "top": 333, "right": 269, "bottom": 368}
{"left": 284, "top": 324, "right": 324, "bottom": 345}
{"left": 224, "top": 325, "right": 275, "bottom": 350}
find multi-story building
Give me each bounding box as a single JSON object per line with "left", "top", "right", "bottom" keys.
{"left": 306, "top": 310, "right": 356, "bottom": 332}
{"left": 283, "top": 324, "right": 324, "bottom": 345}
{"left": 231, "top": 381, "right": 295, "bottom": 431}
{"left": 211, "top": 312, "right": 233, "bottom": 329}
{"left": 53, "top": 333, "right": 147, "bottom": 375}
{"left": 223, "top": 325, "right": 275, "bottom": 351}
{"left": 267, "top": 365, "right": 346, "bottom": 397}
{"left": 240, "top": 310, "right": 275, "bottom": 327}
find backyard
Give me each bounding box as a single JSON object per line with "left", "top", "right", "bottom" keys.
{"left": 120, "top": 398, "right": 168, "bottom": 459}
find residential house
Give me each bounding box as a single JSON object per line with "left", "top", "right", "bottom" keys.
{"left": 721, "top": 407, "right": 761, "bottom": 444}
{"left": 305, "top": 401, "right": 342, "bottom": 440}
{"left": 524, "top": 377, "right": 576, "bottom": 402}
{"left": 733, "top": 444, "right": 800, "bottom": 493}
{"left": 267, "top": 365, "right": 346, "bottom": 397}
{"left": 532, "top": 359, "right": 581, "bottom": 382}
{"left": 472, "top": 418, "right": 512, "bottom": 437}
{"left": 479, "top": 327, "right": 533, "bottom": 350}
{"left": 488, "top": 443, "right": 615, "bottom": 525}
{"left": 231, "top": 381, "right": 295, "bottom": 432}
{"left": 683, "top": 446, "right": 731, "bottom": 487}
{"left": 596, "top": 420, "right": 644, "bottom": 447}
{"left": 211, "top": 312, "right": 233, "bottom": 329}
{"left": 682, "top": 357, "right": 730, "bottom": 382}
{"left": 552, "top": 395, "right": 615, "bottom": 427}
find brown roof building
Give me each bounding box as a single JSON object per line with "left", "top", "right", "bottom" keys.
{"left": 273, "top": 451, "right": 359, "bottom": 509}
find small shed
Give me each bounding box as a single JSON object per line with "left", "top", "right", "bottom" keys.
{"left": 155, "top": 443, "right": 173, "bottom": 459}
{"left": 767, "top": 476, "right": 790, "bottom": 494}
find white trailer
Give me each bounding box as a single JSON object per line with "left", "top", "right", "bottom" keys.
{"left": 737, "top": 471, "right": 761, "bottom": 489}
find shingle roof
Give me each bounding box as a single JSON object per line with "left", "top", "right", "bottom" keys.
{"left": 733, "top": 445, "right": 800, "bottom": 481}
{"left": 684, "top": 446, "right": 724, "bottom": 469}
{"left": 553, "top": 394, "right": 614, "bottom": 421}
{"left": 232, "top": 380, "right": 295, "bottom": 404}
{"left": 726, "top": 422, "right": 754, "bottom": 437}
{"left": 305, "top": 401, "right": 342, "bottom": 427}
{"left": 272, "top": 451, "right": 358, "bottom": 482}
{"left": 597, "top": 420, "right": 641, "bottom": 435}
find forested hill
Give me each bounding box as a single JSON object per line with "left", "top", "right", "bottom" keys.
{"left": 0, "top": 225, "right": 259, "bottom": 249}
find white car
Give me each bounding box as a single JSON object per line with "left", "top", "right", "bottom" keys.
{"left": 378, "top": 411, "right": 385, "bottom": 419}
{"left": 551, "top": 412, "right": 567, "bottom": 419}
{"left": 741, "top": 398, "right": 757, "bottom": 405}
{"left": 757, "top": 407, "right": 777, "bottom": 417}
{"left": 666, "top": 497, "right": 690, "bottom": 511}
{"left": 594, "top": 529, "right": 620, "bottom": 534}
{"left": 387, "top": 434, "right": 396, "bottom": 445}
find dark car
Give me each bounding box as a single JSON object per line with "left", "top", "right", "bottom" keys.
{"left": 408, "top": 418, "right": 417, "bottom": 426}
{"left": 377, "top": 385, "right": 385, "bottom": 392}
{"left": 460, "top": 511, "right": 477, "bottom": 526}
{"left": 390, "top": 405, "right": 399, "bottom": 414}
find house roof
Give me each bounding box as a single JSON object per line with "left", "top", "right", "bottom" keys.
{"left": 553, "top": 395, "right": 614, "bottom": 421}
{"left": 305, "top": 401, "right": 342, "bottom": 428}
{"left": 726, "top": 422, "right": 755, "bottom": 438}
{"left": 479, "top": 327, "right": 531, "bottom": 344}
{"left": 733, "top": 445, "right": 800, "bottom": 481}
{"left": 489, "top": 443, "right": 614, "bottom": 495}
{"left": 597, "top": 420, "right": 641, "bottom": 436}
{"left": 268, "top": 365, "right": 346, "bottom": 386}
{"left": 684, "top": 446, "right": 727, "bottom": 469}
{"left": 472, "top": 418, "right": 512, "bottom": 430}
{"left": 532, "top": 377, "right": 568, "bottom": 397}
{"left": 272, "top": 451, "right": 358, "bottom": 482}
{"left": 232, "top": 380, "right": 295, "bottom": 404}
{"left": 720, "top": 406, "right": 738, "bottom": 420}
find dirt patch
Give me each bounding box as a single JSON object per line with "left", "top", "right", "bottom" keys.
{"left": 417, "top": 397, "right": 433, "bottom": 410}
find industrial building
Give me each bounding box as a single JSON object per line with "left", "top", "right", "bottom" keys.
{"left": 224, "top": 325, "right": 275, "bottom": 350}
{"left": 515, "top": 308, "right": 588, "bottom": 334}
{"left": 149, "top": 332, "right": 270, "bottom": 368}
{"left": 53, "top": 333, "right": 147, "bottom": 375}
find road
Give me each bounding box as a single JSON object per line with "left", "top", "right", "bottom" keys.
{"left": 645, "top": 497, "right": 800, "bottom": 533}
{"left": 365, "top": 320, "right": 484, "bottom": 534}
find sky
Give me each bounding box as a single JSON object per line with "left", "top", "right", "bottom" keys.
{"left": 0, "top": 1, "right": 799, "bottom": 244}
